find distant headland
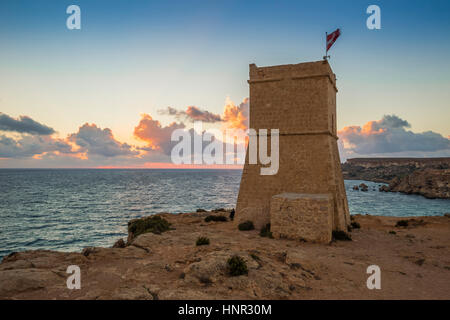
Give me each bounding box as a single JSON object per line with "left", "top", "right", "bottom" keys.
{"left": 342, "top": 158, "right": 450, "bottom": 199}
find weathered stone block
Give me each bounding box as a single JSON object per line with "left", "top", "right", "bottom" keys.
{"left": 270, "top": 193, "right": 333, "bottom": 243}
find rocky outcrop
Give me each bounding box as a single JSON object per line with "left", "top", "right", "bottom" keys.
{"left": 379, "top": 169, "right": 450, "bottom": 199}
{"left": 0, "top": 211, "right": 450, "bottom": 299}
{"left": 342, "top": 158, "right": 450, "bottom": 199}
{"left": 359, "top": 183, "right": 368, "bottom": 192}
{"left": 342, "top": 158, "right": 450, "bottom": 183}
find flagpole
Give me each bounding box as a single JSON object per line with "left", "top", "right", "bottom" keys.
{"left": 324, "top": 32, "right": 327, "bottom": 60}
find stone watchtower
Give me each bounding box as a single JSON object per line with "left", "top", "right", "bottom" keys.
{"left": 236, "top": 60, "right": 350, "bottom": 243}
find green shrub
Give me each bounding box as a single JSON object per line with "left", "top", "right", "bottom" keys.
{"left": 259, "top": 223, "right": 273, "bottom": 238}
{"left": 196, "top": 237, "right": 210, "bottom": 246}
{"left": 350, "top": 221, "right": 361, "bottom": 229}
{"left": 199, "top": 276, "right": 213, "bottom": 285}
{"left": 128, "top": 215, "right": 171, "bottom": 237}
{"left": 204, "top": 215, "right": 227, "bottom": 222}
{"left": 415, "top": 258, "right": 425, "bottom": 266}
{"left": 227, "top": 255, "right": 248, "bottom": 276}
{"left": 238, "top": 220, "right": 255, "bottom": 231}
{"left": 332, "top": 230, "right": 352, "bottom": 241}
{"left": 250, "top": 253, "right": 260, "bottom": 261}
{"left": 389, "top": 230, "right": 397, "bottom": 235}
{"left": 395, "top": 220, "right": 409, "bottom": 227}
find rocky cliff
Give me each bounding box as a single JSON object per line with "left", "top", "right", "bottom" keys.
{"left": 342, "top": 158, "right": 450, "bottom": 199}
{"left": 379, "top": 169, "right": 450, "bottom": 199}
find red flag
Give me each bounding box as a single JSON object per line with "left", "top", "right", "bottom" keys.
{"left": 326, "top": 28, "right": 341, "bottom": 52}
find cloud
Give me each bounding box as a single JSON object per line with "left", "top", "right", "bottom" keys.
{"left": 133, "top": 113, "right": 245, "bottom": 164}
{"left": 157, "top": 97, "right": 249, "bottom": 131}
{"left": 338, "top": 115, "right": 450, "bottom": 158}
{"left": 185, "top": 106, "right": 222, "bottom": 123}
{"left": 0, "top": 119, "right": 139, "bottom": 160}
{"left": 158, "top": 106, "right": 222, "bottom": 123}
{"left": 0, "top": 134, "right": 73, "bottom": 158}
{"left": 222, "top": 97, "right": 249, "bottom": 130}
{"left": 0, "top": 113, "right": 183, "bottom": 166}
{"left": 158, "top": 106, "right": 178, "bottom": 116}
{"left": 134, "top": 114, "right": 185, "bottom": 154}
{"left": 0, "top": 113, "right": 55, "bottom": 135}
{"left": 68, "top": 123, "right": 138, "bottom": 158}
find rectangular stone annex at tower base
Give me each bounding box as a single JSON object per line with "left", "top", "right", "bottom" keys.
{"left": 270, "top": 193, "right": 333, "bottom": 243}
{"left": 236, "top": 60, "right": 350, "bottom": 234}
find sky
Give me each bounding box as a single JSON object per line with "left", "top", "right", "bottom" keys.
{"left": 0, "top": 0, "right": 449, "bottom": 168}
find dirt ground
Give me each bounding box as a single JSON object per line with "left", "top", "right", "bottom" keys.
{"left": 1, "top": 212, "right": 449, "bottom": 300}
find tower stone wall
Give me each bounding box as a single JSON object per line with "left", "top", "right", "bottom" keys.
{"left": 236, "top": 60, "right": 350, "bottom": 240}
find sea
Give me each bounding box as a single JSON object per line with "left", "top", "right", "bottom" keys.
{"left": 0, "top": 169, "right": 449, "bottom": 259}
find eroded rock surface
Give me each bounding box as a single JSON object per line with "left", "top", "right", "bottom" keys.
{"left": 1, "top": 212, "right": 449, "bottom": 299}
{"left": 382, "top": 169, "right": 450, "bottom": 199}
{"left": 342, "top": 158, "right": 450, "bottom": 199}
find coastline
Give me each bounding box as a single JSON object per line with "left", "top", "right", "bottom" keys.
{"left": 342, "top": 158, "right": 450, "bottom": 199}
{"left": 1, "top": 210, "right": 449, "bottom": 300}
